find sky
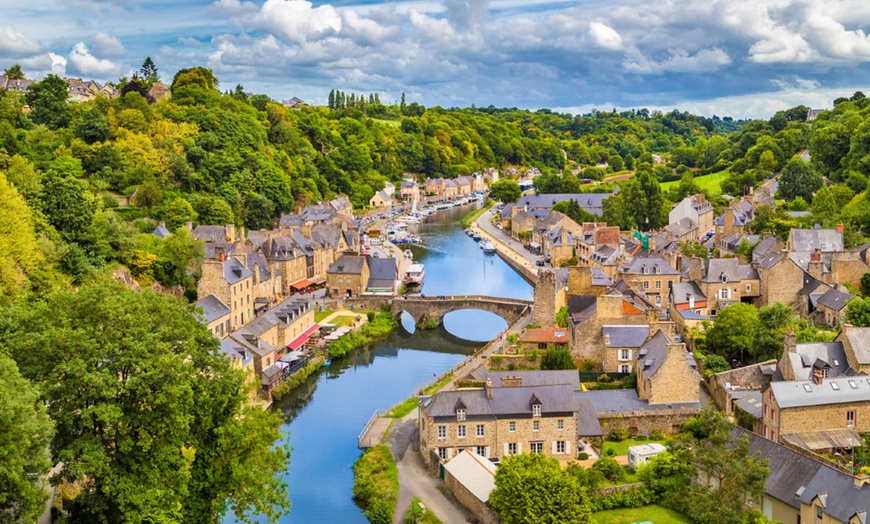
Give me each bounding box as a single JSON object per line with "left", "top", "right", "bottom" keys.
{"left": 2, "top": 0, "right": 870, "bottom": 119}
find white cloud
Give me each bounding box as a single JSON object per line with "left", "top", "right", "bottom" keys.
{"left": 88, "top": 32, "right": 127, "bottom": 58}
{"left": 234, "top": 0, "right": 343, "bottom": 44}
{"left": 341, "top": 10, "right": 400, "bottom": 46}
{"left": 804, "top": 6, "right": 870, "bottom": 60}
{"left": 0, "top": 26, "right": 44, "bottom": 57}
{"left": 587, "top": 22, "right": 622, "bottom": 50}
{"left": 624, "top": 47, "right": 731, "bottom": 74}
{"left": 68, "top": 42, "right": 120, "bottom": 75}
{"left": 49, "top": 53, "right": 67, "bottom": 76}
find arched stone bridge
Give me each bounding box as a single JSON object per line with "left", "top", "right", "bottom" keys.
{"left": 393, "top": 295, "right": 533, "bottom": 327}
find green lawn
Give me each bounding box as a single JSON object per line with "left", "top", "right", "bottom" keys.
{"left": 659, "top": 170, "right": 728, "bottom": 194}
{"left": 602, "top": 439, "right": 666, "bottom": 457}
{"left": 592, "top": 504, "right": 692, "bottom": 524}
{"left": 314, "top": 310, "right": 332, "bottom": 322}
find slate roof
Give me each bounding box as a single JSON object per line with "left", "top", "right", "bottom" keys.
{"left": 592, "top": 268, "right": 614, "bottom": 287}
{"left": 488, "top": 385, "right": 578, "bottom": 415}
{"left": 799, "top": 466, "right": 870, "bottom": 522}
{"left": 603, "top": 325, "right": 650, "bottom": 348}
{"left": 246, "top": 253, "right": 272, "bottom": 282}
{"left": 224, "top": 258, "right": 252, "bottom": 284}
{"left": 327, "top": 255, "right": 366, "bottom": 274}
{"left": 705, "top": 258, "right": 759, "bottom": 282}
{"left": 671, "top": 281, "right": 706, "bottom": 306}
{"left": 515, "top": 192, "right": 613, "bottom": 215}
{"left": 664, "top": 217, "right": 699, "bottom": 238}
{"left": 192, "top": 225, "right": 229, "bottom": 243}
{"left": 734, "top": 391, "right": 763, "bottom": 419}
{"left": 782, "top": 342, "right": 850, "bottom": 380}
{"left": 218, "top": 336, "right": 253, "bottom": 365}
{"left": 576, "top": 389, "right": 701, "bottom": 413}
{"left": 367, "top": 257, "right": 397, "bottom": 280}
{"left": 196, "top": 294, "right": 231, "bottom": 323}
{"left": 753, "top": 235, "right": 781, "bottom": 261}
{"left": 770, "top": 377, "right": 870, "bottom": 408}
{"left": 485, "top": 370, "right": 580, "bottom": 389}
{"left": 567, "top": 294, "right": 597, "bottom": 324}
{"left": 576, "top": 398, "right": 604, "bottom": 436}
{"left": 638, "top": 330, "right": 671, "bottom": 379}
{"left": 621, "top": 255, "right": 679, "bottom": 275}
{"left": 817, "top": 287, "right": 853, "bottom": 312}
{"left": 845, "top": 327, "right": 870, "bottom": 365}
{"left": 791, "top": 228, "right": 844, "bottom": 252}
{"left": 152, "top": 224, "right": 171, "bottom": 238}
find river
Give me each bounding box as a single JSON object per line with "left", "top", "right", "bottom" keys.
{"left": 251, "top": 203, "right": 533, "bottom": 523}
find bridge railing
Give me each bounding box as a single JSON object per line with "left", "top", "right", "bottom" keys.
{"left": 399, "top": 295, "right": 533, "bottom": 305}
{"left": 358, "top": 409, "right": 382, "bottom": 448}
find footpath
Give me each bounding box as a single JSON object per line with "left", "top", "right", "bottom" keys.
{"left": 471, "top": 208, "right": 543, "bottom": 281}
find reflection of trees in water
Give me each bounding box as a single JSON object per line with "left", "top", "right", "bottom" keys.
{"left": 271, "top": 326, "right": 479, "bottom": 422}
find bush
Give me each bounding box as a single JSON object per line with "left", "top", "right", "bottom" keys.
{"left": 591, "top": 456, "right": 625, "bottom": 482}
{"left": 603, "top": 447, "right": 616, "bottom": 457}
{"left": 634, "top": 434, "right": 648, "bottom": 441}
{"left": 353, "top": 445, "right": 398, "bottom": 524}
{"left": 577, "top": 452, "right": 590, "bottom": 460}
{"left": 649, "top": 429, "right": 664, "bottom": 441}
{"left": 367, "top": 311, "right": 376, "bottom": 322}
{"left": 588, "top": 486, "right": 658, "bottom": 512}
{"left": 607, "top": 427, "right": 629, "bottom": 442}
{"left": 598, "top": 373, "right": 613, "bottom": 383}
{"left": 491, "top": 355, "right": 503, "bottom": 365}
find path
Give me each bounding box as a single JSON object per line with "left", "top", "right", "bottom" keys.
{"left": 473, "top": 208, "right": 547, "bottom": 272}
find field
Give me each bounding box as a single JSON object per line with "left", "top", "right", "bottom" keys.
{"left": 659, "top": 170, "right": 728, "bottom": 194}
{"left": 592, "top": 504, "right": 692, "bottom": 524}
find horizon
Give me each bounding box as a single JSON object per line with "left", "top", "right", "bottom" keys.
{"left": 2, "top": 0, "right": 869, "bottom": 119}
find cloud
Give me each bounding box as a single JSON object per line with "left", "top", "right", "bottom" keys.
{"left": 625, "top": 47, "right": 732, "bottom": 74}
{"left": 88, "top": 32, "right": 127, "bottom": 58}
{"left": 442, "top": 0, "right": 489, "bottom": 30}
{"left": 68, "top": 42, "right": 121, "bottom": 75}
{"left": 587, "top": 22, "right": 622, "bottom": 50}
{"left": 49, "top": 53, "right": 68, "bottom": 76}
{"left": 0, "top": 26, "right": 44, "bottom": 58}
{"left": 231, "top": 0, "right": 343, "bottom": 44}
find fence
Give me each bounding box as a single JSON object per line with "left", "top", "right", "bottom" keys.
{"left": 357, "top": 410, "right": 383, "bottom": 448}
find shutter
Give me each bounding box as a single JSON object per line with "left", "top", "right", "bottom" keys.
{"left": 485, "top": 446, "right": 490, "bottom": 458}
{"left": 518, "top": 442, "right": 522, "bottom": 453}
{"left": 552, "top": 441, "right": 557, "bottom": 454}
{"left": 567, "top": 440, "right": 571, "bottom": 456}
{"left": 446, "top": 448, "right": 452, "bottom": 459}
{"left": 504, "top": 443, "right": 509, "bottom": 456}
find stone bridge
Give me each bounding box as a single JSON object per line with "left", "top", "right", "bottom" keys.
{"left": 392, "top": 295, "right": 532, "bottom": 327}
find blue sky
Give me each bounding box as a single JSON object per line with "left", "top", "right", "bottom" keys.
{"left": 2, "top": 0, "right": 870, "bottom": 118}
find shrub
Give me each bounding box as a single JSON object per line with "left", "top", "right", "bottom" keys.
{"left": 588, "top": 486, "right": 658, "bottom": 512}
{"left": 603, "top": 447, "right": 616, "bottom": 457}
{"left": 577, "top": 452, "right": 590, "bottom": 460}
{"left": 649, "top": 429, "right": 664, "bottom": 441}
{"left": 491, "top": 355, "right": 503, "bottom": 365}
{"left": 634, "top": 434, "right": 648, "bottom": 441}
{"left": 591, "top": 456, "right": 625, "bottom": 482}
{"left": 353, "top": 445, "right": 398, "bottom": 524}
{"left": 598, "top": 373, "right": 613, "bottom": 383}
{"left": 367, "top": 311, "right": 376, "bottom": 322}
{"left": 607, "top": 427, "right": 629, "bottom": 442}
{"left": 527, "top": 349, "right": 538, "bottom": 362}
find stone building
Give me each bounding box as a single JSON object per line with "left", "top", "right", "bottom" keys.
{"left": 616, "top": 255, "right": 680, "bottom": 308}
{"left": 326, "top": 254, "right": 370, "bottom": 297}
{"left": 196, "top": 294, "right": 232, "bottom": 338}
{"left": 686, "top": 257, "right": 760, "bottom": 314}
{"left": 636, "top": 330, "right": 700, "bottom": 405}
{"left": 754, "top": 249, "right": 806, "bottom": 307}
{"left": 198, "top": 252, "right": 254, "bottom": 332}
{"left": 668, "top": 193, "right": 713, "bottom": 234}
{"left": 602, "top": 325, "right": 650, "bottom": 373}
{"left": 840, "top": 325, "right": 870, "bottom": 375}
{"left": 418, "top": 370, "right": 602, "bottom": 468}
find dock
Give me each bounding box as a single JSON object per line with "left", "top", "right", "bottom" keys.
{"left": 358, "top": 410, "right": 392, "bottom": 448}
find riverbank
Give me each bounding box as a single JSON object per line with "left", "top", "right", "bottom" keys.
{"left": 471, "top": 214, "right": 538, "bottom": 282}
{"left": 460, "top": 199, "right": 493, "bottom": 229}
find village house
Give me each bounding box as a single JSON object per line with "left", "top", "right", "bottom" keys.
{"left": 455, "top": 176, "right": 473, "bottom": 195}
{"left": 400, "top": 180, "right": 420, "bottom": 201}
{"left": 602, "top": 325, "right": 650, "bottom": 373}
{"left": 483, "top": 167, "right": 499, "bottom": 184}
{"left": 576, "top": 222, "right": 621, "bottom": 267}
{"left": 369, "top": 190, "right": 393, "bottom": 209}
{"left": 617, "top": 255, "right": 680, "bottom": 308}
{"left": 197, "top": 251, "right": 254, "bottom": 332}
{"left": 515, "top": 192, "right": 614, "bottom": 217}
{"left": 326, "top": 254, "right": 370, "bottom": 297}
{"left": 196, "top": 294, "right": 232, "bottom": 338}
{"left": 519, "top": 328, "right": 570, "bottom": 350}
{"left": 635, "top": 330, "right": 700, "bottom": 405}
{"left": 424, "top": 178, "right": 446, "bottom": 196}
{"left": 686, "top": 257, "right": 761, "bottom": 315}
{"left": 668, "top": 193, "right": 714, "bottom": 235}
{"left": 418, "top": 370, "right": 602, "bottom": 467}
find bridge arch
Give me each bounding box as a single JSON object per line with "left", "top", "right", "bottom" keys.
{"left": 391, "top": 295, "right": 532, "bottom": 329}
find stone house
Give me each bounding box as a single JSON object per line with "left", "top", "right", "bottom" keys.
{"left": 510, "top": 208, "right": 547, "bottom": 240}
{"left": 713, "top": 204, "right": 749, "bottom": 245}
{"left": 483, "top": 167, "right": 499, "bottom": 184}
{"left": 424, "top": 178, "right": 446, "bottom": 196}
{"left": 196, "top": 294, "right": 232, "bottom": 338}
{"left": 839, "top": 325, "right": 870, "bottom": 375}
{"left": 813, "top": 286, "right": 853, "bottom": 327}
{"left": 326, "top": 254, "right": 370, "bottom": 297}
{"left": 686, "top": 257, "right": 760, "bottom": 315}
{"left": 519, "top": 328, "right": 570, "bottom": 350}
{"left": 400, "top": 181, "right": 419, "bottom": 201}
{"left": 369, "top": 190, "right": 392, "bottom": 208}
{"left": 663, "top": 218, "right": 699, "bottom": 243}
{"left": 237, "top": 252, "right": 282, "bottom": 317}
{"left": 576, "top": 223, "right": 620, "bottom": 267}
{"left": 444, "top": 179, "right": 459, "bottom": 198}
{"left": 198, "top": 253, "right": 254, "bottom": 332}
{"left": 755, "top": 249, "right": 806, "bottom": 307}
{"left": 668, "top": 194, "right": 714, "bottom": 234}
{"left": 418, "top": 370, "right": 602, "bottom": 467}
{"left": 788, "top": 225, "right": 844, "bottom": 253}
{"left": 617, "top": 255, "right": 680, "bottom": 308}
{"left": 636, "top": 330, "right": 700, "bottom": 405}
{"left": 260, "top": 235, "right": 310, "bottom": 292}
{"left": 455, "top": 176, "right": 473, "bottom": 195}
{"left": 602, "top": 325, "right": 650, "bottom": 373}
{"left": 442, "top": 450, "right": 498, "bottom": 524}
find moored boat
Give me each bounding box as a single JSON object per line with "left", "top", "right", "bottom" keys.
{"left": 481, "top": 239, "right": 496, "bottom": 254}
{"left": 403, "top": 263, "right": 425, "bottom": 286}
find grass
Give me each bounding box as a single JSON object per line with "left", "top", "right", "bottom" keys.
{"left": 314, "top": 310, "right": 332, "bottom": 322}
{"left": 600, "top": 467, "right": 640, "bottom": 487}
{"left": 601, "top": 439, "right": 667, "bottom": 457}
{"left": 372, "top": 118, "right": 401, "bottom": 127}
{"left": 388, "top": 373, "right": 454, "bottom": 418}
{"left": 592, "top": 504, "right": 692, "bottom": 524}
{"left": 403, "top": 497, "right": 443, "bottom": 524}
{"left": 323, "top": 315, "right": 357, "bottom": 327}
{"left": 659, "top": 170, "right": 728, "bottom": 194}
{"left": 353, "top": 445, "right": 399, "bottom": 524}
{"left": 460, "top": 199, "right": 494, "bottom": 229}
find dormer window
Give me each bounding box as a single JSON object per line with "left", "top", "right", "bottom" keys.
{"left": 532, "top": 404, "right": 541, "bottom": 417}
{"left": 456, "top": 408, "right": 466, "bottom": 421}
{"left": 720, "top": 272, "right": 727, "bottom": 283}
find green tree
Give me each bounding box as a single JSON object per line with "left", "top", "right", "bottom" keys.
{"left": 489, "top": 179, "right": 522, "bottom": 204}
{"left": 861, "top": 272, "right": 870, "bottom": 297}
{"left": 139, "top": 56, "right": 159, "bottom": 84}
{"left": 40, "top": 169, "right": 95, "bottom": 243}
{"left": 679, "top": 241, "right": 709, "bottom": 260}
{"left": 25, "top": 74, "right": 71, "bottom": 129}
{"left": 159, "top": 197, "right": 197, "bottom": 230}
{"left": 0, "top": 353, "right": 53, "bottom": 522}
{"left": 779, "top": 157, "right": 822, "bottom": 202}
{"left": 489, "top": 453, "right": 591, "bottom": 524}
{"left": 607, "top": 154, "right": 624, "bottom": 171}
{"left": 75, "top": 106, "right": 110, "bottom": 144}
{"left": 846, "top": 297, "right": 870, "bottom": 326}
{"left": 0, "top": 281, "right": 290, "bottom": 523}
{"left": 702, "top": 303, "right": 759, "bottom": 361}
{"left": 540, "top": 347, "right": 575, "bottom": 370}
{"left": 555, "top": 305, "right": 569, "bottom": 328}
{"left": 811, "top": 185, "right": 836, "bottom": 219}
{"left": 4, "top": 63, "right": 24, "bottom": 79}
{"left": 135, "top": 180, "right": 164, "bottom": 209}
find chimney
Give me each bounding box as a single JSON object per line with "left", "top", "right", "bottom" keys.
{"left": 813, "top": 369, "right": 823, "bottom": 386}
{"left": 185, "top": 221, "right": 193, "bottom": 232}
{"left": 837, "top": 223, "right": 845, "bottom": 235}
{"left": 215, "top": 246, "right": 227, "bottom": 262}
{"left": 485, "top": 379, "right": 493, "bottom": 399}
{"left": 784, "top": 328, "right": 796, "bottom": 354}
{"left": 810, "top": 248, "right": 822, "bottom": 263}
{"left": 226, "top": 223, "right": 236, "bottom": 243}
{"left": 688, "top": 294, "right": 695, "bottom": 309}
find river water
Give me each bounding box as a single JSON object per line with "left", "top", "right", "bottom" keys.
{"left": 257, "top": 203, "right": 533, "bottom": 523}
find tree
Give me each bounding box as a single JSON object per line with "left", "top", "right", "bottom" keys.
{"left": 702, "top": 303, "right": 758, "bottom": 361}
{"left": 489, "top": 178, "right": 522, "bottom": 203}
{"left": 607, "top": 154, "right": 624, "bottom": 172}
{"left": 25, "top": 74, "right": 71, "bottom": 129}
{"left": 489, "top": 453, "right": 591, "bottom": 524}
{"left": 541, "top": 347, "right": 575, "bottom": 370}
{"left": 778, "top": 157, "right": 822, "bottom": 203}
{"left": 0, "top": 281, "right": 291, "bottom": 523}
{"left": 139, "top": 56, "right": 159, "bottom": 84}
{"left": 555, "top": 305, "right": 568, "bottom": 328}
{"left": 679, "top": 241, "right": 708, "bottom": 260}
{"left": 40, "top": 169, "right": 95, "bottom": 243}
{"left": 811, "top": 185, "right": 836, "bottom": 219}
{"left": 75, "top": 106, "right": 110, "bottom": 144}
{"left": 0, "top": 353, "right": 53, "bottom": 522}
{"left": 4, "top": 63, "right": 24, "bottom": 79}
{"left": 846, "top": 297, "right": 870, "bottom": 326}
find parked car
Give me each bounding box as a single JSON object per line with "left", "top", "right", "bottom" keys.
{"left": 536, "top": 259, "right": 545, "bottom": 267}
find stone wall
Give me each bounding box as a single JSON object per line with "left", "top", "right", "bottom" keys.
{"left": 776, "top": 399, "right": 870, "bottom": 436}
{"left": 706, "top": 360, "right": 776, "bottom": 415}
{"left": 639, "top": 343, "right": 700, "bottom": 405}
{"left": 757, "top": 256, "right": 804, "bottom": 307}
{"left": 597, "top": 408, "right": 701, "bottom": 436}
{"left": 534, "top": 270, "right": 557, "bottom": 326}
{"left": 444, "top": 471, "right": 499, "bottom": 524}
{"left": 830, "top": 251, "right": 870, "bottom": 289}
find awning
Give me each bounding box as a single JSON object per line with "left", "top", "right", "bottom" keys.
{"left": 310, "top": 276, "right": 327, "bottom": 285}
{"left": 291, "top": 279, "right": 314, "bottom": 291}
{"left": 782, "top": 428, "right": 863, "bottom": 450}
{"left": 287, "top": 323, "right": 319, "bottom": 350}
{"left": 280, "top": 350, "right": 305, "bottom": 363}
{"left": 529, "top": 242, "right": 541, "bottom": 248}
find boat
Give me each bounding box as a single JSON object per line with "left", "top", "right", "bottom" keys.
{"left": 481, "top": 239, "right": 496, "bottom": 254}
{"left": 472, "top": 233, "right": 481, "bottom": 241}
{"left": 403, "top": 263, "right": 425, "bottom": 286}
{"left": 403, "top": 249, "right": 413, "bottom": 260}
{"left": 322, "top": 359, "right": 332, "bottom": 367}
{"left": 465, "top": 228, "right": 474, "bottom": 236}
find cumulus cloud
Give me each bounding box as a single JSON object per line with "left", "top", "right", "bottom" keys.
{"left": 587, "top": 22, "right": 622, "bottom": 50}
{"left": 68, "top": 42, "right": 121, "bottom": 75}
{"left": 0, "top": 26, "right": 44, "bottom": 57}
{"left": 88, "top": 32, "right": 127, "bottom": 58}
{"left": 624, "top": 47, "right": 731, "bottom": 74}
{"left": 49, "top": 53, "right": 68, "bottom": 76}
{"left": 442, "top": 0, "right": 489, "bottom": 30}
{"left": 232, "top": 0, "right": 342, "bottom": 44}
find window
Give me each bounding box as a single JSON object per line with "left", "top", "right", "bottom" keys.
{"left": 719, "top": 288, "right": 731, "bottom": 299}
{"left": 476, "top": 446, "right": 487, "bottom": 457}
{"left": 556, "top": 441, "right": 566, "bottom": 454}
{"left": 557, "top": 420, "right": 564, "bottom": 431}
{"left": 507, "top": 443, "right": 517, "bottom": 455}
{"left": 816, "top": 505, "right": 823, "bottom": 519}
{"left": 533, "top": 404, "right": 542, "bottom": 417}
{"left": 530, "top": 442, "right": 543, "bottom": 453}
{"left": 456, "top": 408, "right": 466, "bottom": 421}
{"left": 655, "top": 280, "right": 661, "bottom": 289}
{"left": 619, "top": 364, "right": 632, "bottom": 373}
{"left": 509, "top": 421, "right": 516, "bottom": 432}
{"left": 438, "top": 425, "right": 446, "bottom": 440}
{"left": 457, "top": 425, "right": 466, "bottom": 438}
{"left": 848, "top": 410, "right": 856, "bottom": 426}
{"left": 746, "top": 283, "right": 752, "bottom": 292}
{"left": 533, "top": 421, "right": 540, "bottom": 432}
{"left": 476, "top": 424, "right": 485, "bottom": 437}
{"left": 619, "top": 349, "right": 631, "bottom": 361}
{"left": 438, "top": 448, "right": 447, "bottom": 460}
{"left": 643, "top": 281, "right": 650, "bottom": 289}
